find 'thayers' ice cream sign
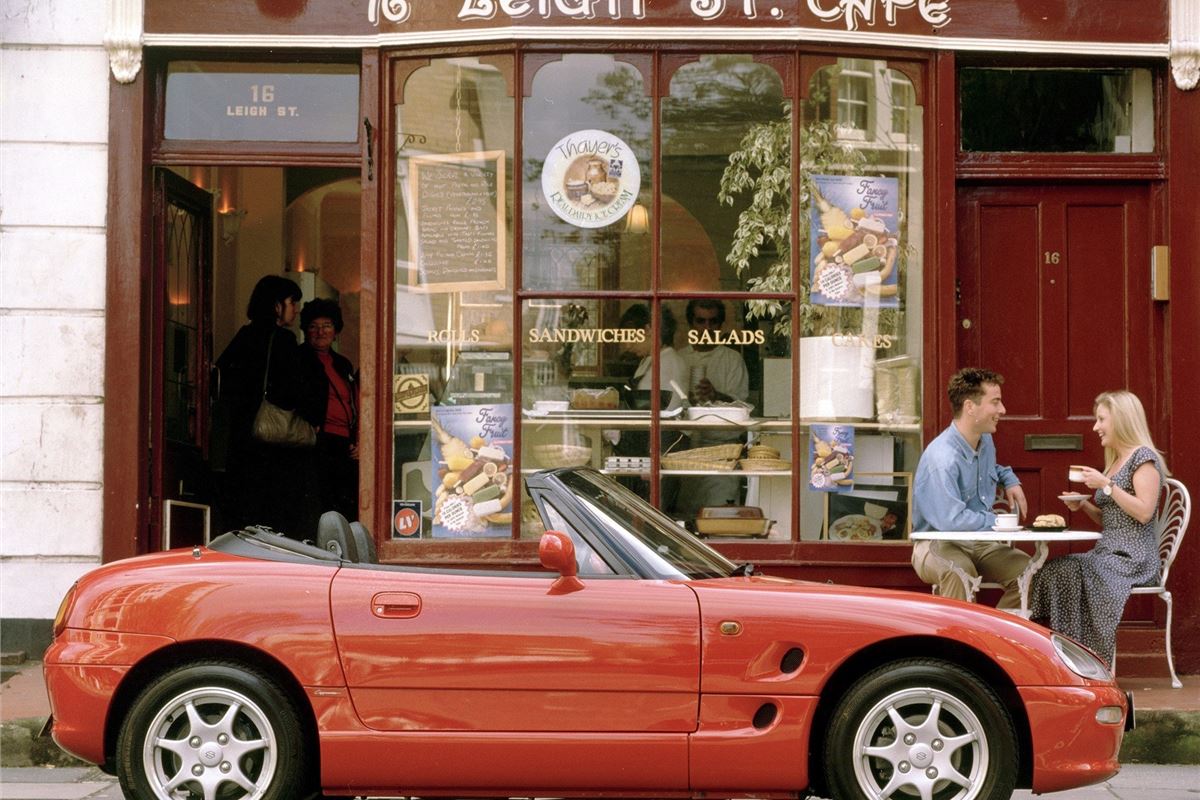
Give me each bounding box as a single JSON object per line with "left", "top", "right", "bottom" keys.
{"left": 541, "top": 130, "right": 641, "bottom": 229}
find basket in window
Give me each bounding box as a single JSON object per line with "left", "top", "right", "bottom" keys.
{"left": 660, "top": 442, "right": 743, "bottom": 471}
{"left": 533, "top": 443, "right": 594, "bottom": 469}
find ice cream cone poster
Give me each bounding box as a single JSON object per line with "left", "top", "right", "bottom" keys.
{"left": 809, "top": 174, "right": 900, "bottom": 307}
{"left": 809, "top": 424, "right": 855, "bottom": 493}
{"left": 430, "top": 404, "right": 514, "bottom": 538}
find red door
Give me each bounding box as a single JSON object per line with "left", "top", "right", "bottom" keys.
{"left": 956, "top": 184, "right": 1156, "bottom": 526}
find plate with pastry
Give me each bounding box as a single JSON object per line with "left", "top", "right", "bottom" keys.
{"left": 1031, "top": 513, "right": 1067, "bottom": 532}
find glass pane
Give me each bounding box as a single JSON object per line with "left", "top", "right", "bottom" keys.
{"left": 797, "top": 60, "right": 925, "bottom": 541}
{"left": 392, "top": 56, "right": 516, "bottom": 540}
{"left": 164, "top": 203, "right": 201, "bottom": 445}
{"left": 523, "top": 55, "right": 653, "bottom": 292}
{"left": 661, "top": 55, "right": 790, "bottom": 293}
{"left": 165, "top": 62, "right": 360, "bottom": 142}
{"left": 658, "top": 298, "right": 793, "bottom": 541}
{"left": 960, "top": 68, "right": 1154, "bottom": 153}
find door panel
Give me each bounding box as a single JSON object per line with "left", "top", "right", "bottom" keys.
{"left": 331, "top": 569, "right": 700, "bottom": 734}
{"left": 150, "top": 170, "right": 214, "bottom": 551}
{"left": 957, "top": 183, "right": 1153, "bottom": 541}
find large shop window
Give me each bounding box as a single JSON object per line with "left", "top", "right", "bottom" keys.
{"left": 389, "top": 53, "right": 923, "bottom": 547}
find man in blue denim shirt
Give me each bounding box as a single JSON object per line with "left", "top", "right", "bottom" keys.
{"left": 912, "top": 368, "right": 1030, "bottom": 608}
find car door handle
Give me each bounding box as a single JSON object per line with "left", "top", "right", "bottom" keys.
{"left": 371, "top": 592, "right": 422, "bottom": 619}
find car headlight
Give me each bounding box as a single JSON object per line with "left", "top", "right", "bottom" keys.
{"left": 1052, "top": 634, "right": 1112, "bottom": 681}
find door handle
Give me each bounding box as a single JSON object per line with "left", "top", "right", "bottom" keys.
{"left": 371, "top": 592, "right": 421, "bottom": 619}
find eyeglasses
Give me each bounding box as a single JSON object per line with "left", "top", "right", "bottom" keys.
{"left": 306, "top": 322, "right": 336, "bottom": 332}
{"left": 692, "top": 315, "right": 722, "bottom": 327}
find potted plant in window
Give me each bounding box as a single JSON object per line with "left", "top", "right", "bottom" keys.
{"left": 720, "top": 91, "right": 903, "bottom": 420}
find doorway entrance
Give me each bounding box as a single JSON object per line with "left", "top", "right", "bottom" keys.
{"left": 148, "top": 166, "right": 362, "bottom": 548}
{"left": 955, "top": 182, "right": 1160, "bottom": 625}
{"left": 956, "top": 183, "right": 1155, "bottom": 508}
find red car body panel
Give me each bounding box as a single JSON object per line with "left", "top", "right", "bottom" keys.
{"left": 1021, "top": 685, "right": 1126, "bottom": 793}
{"left": 692, "top": 577, "right": 1082, "bottom": 689}
{"left": 44, "top": 537, "right": 1128, "bottom": 797}
{"left": 330, "top": 568, "right": 700, "bottom": 732}
{"left": 43, "top": 628, "right": 175, "bottom": 764}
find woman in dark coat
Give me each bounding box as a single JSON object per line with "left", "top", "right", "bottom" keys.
{"left": 215, "top": 275, "right": 319, "bottom": 537}
{"left": 298, "top": 298, "right": 359, "bottom": 522}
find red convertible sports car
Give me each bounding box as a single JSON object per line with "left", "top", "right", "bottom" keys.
{"left": 45, "top": 468, "right": 1129, "bottom": 800}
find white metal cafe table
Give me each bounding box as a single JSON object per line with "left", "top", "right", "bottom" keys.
{"left": 909, "top": 529, "right": 1102, "bottom": 617}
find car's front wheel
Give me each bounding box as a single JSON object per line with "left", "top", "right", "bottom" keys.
{"left": 824, "top": 658, "right": 1017, "bottom": 800}
{"left": 116, "top": 661, "right": 308, "bottom": 800}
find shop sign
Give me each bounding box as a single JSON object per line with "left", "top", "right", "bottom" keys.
{"left": 527, "top": 327, "right": 645, "bottom": 344}
{"left": 541, "top": 129, "right": 641, "bottom": 229}
{"left": 370, "top": 0, "right": 952, "bottom": 31}
{"left": 164, "top": 66, "right": 359, "bottom": 143}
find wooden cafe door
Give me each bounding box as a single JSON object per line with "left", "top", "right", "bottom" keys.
{"left": 955, "top": 184, "right": 1156, "bottom": 528}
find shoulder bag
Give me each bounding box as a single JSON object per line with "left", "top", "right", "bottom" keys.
{"left": 252, "top": 332, "right": 317, "bottom": 447}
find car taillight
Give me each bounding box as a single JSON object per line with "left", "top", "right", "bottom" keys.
{"left": 52, "top": 584, "right": 77, "bottom": 639}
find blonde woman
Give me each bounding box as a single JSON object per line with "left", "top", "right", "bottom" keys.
{"left": 1029, "top": 390, "right": 1168, "bottom": 663}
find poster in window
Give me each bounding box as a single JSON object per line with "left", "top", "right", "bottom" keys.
{"left": 407, "top": 151, "right": 506, "bottom": 292}
{"left": 809, "top": 174, "right": 900, "bottom": 307}
{"left": 824, "top": 472, "right": 913, "bottom": 541}
{"left": 429, "top": 404, "right": 513, "bottom": 538}
{"left": 809, "top": 424, "right": 855, "bottom": 492}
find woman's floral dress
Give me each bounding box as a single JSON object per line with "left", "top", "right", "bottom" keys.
{"left": 1029, "top": 446, "right": 1163, "bottom": 663}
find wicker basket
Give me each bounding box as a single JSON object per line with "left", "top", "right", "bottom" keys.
{"left": 533, "top": 443, "right": 593, "bottom": 469}
{"left": 661, "top": 442, "right": 743, "bottom": 471}
{"left": 738, "top": 458, "right": 791, "bottom": 472}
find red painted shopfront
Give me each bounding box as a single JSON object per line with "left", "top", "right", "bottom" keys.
{"left": 102, "top": 0, "right": 1200, "bottom": 674}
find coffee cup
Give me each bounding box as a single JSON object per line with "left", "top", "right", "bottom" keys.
{"left": 1069, "top": 465, "right": 1086, "bottom": 483}
{"left": 995, "top": 512, "right": 1019, "bottom": 529}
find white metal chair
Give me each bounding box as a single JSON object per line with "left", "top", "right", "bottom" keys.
{"left": 1113, "top": 477, "right": 1191, "bottom": 688}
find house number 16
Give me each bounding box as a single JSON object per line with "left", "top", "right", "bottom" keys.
{"left": 1044, "top": 251, "right": 1061, "bottom": 264}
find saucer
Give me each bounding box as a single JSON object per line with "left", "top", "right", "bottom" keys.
{"left": 992, "top": 525, "right": 1024, "bottom": 533}
{"left": 1058, "top": 493, "right": 1090, "bottom": 502}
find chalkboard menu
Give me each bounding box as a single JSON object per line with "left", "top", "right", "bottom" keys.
{"left": 407, "top": 151, "right": 506, "bottom": 292}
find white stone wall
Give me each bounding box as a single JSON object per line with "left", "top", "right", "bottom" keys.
{"left": 1, "top": 0, "right": 110, "bottom": 621}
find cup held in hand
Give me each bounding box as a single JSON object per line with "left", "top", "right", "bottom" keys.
{"left": 1069, "top": 465, "right": 1086, "bottom": 483}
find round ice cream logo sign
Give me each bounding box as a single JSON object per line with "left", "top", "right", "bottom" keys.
{"left": 541, "top": 129, "right": 641, "bottom": 229}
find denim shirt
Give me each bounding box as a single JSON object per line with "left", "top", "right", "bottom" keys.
{"left": 912, "top": 423, "right": 1019, "bottom": 532}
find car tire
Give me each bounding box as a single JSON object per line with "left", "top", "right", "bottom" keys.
{"left": 116, "top": 660, "right": 310, "bottom": 800}
{"left": 824, "top": 658, "right": 1017, "bottom": 800}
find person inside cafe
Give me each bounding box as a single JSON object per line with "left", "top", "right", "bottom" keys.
{"left": 299, "top": 298, "right": 359, "bottom": 525}
{"left": 675, "top": 299, "right": 750, "bottom": 517}
{"left": 610, "top": 304, "right": 689, "bottom": 502}
{"left": 1029, "top": 390, "right": 1168, "bottom": 664}
{"left": 910, "top": 367, "right": 1030, "bottom": 609}
{"left": 214, "top": 275, "right": 315, "bottom": 537}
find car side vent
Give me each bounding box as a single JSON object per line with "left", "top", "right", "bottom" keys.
{"left": 780, "top": 647, "right": 805, "bottom": 673}
{"left": 752, "top": 703, "right": 778, "bottom": 730}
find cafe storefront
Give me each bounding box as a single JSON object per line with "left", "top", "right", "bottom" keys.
{"left": 102, "top": 1, "right": 1200, "bottom": 669}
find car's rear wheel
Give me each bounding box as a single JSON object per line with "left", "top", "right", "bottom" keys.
{"left": 824, "top": 658, "right": 1017, "bottom": 800}
{"left": 116, "top": 661, "right": 308, "bottom": 800}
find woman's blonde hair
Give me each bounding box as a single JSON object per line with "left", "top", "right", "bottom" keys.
{"left": 1094, "top": 390, "right": 1170, "bottom": 476}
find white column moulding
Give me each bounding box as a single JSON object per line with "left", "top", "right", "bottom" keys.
{"left": 105, "top": 0, "right": 145, "bottom": 84}
{"left": 1172, "top": 0, "right": 1199, "bottom": 90}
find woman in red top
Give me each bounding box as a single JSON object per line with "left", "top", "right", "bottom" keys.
{"left": 299, "top": 298, "right": 359, "bottom": 522}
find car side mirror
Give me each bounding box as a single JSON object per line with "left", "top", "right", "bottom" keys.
{"left": 539, "top": 530, "right": 583, "bottom": 594}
